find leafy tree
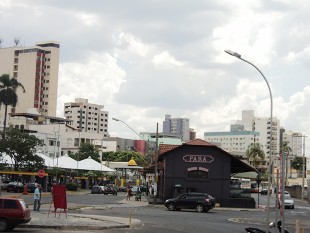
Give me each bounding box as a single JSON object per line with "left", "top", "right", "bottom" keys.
{"left": 245, "top": 142, "right": 265, "bottom": 172}
{"left": 0, "top": 74, "right": 25, "bottom": 138}
{"left": 0, "top": 128, "right": 45, "bottom": 171}
{"left": 70, "top": 143, "right": 100, "bottom": 162}
{"left": 291, "top": 156, "right": 304, "bottom": 176}
{"left": 102, "top": 151, "right": 146, "bottom": 166}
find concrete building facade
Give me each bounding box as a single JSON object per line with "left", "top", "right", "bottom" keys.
{"left": 64, "top": 98, "right": 109, "bottom": 136}
{"left": 163, "top": 114, "right": 190, "bottom": 142}
{"left": 0, "top": 41, "right": 60, "bottom": 124}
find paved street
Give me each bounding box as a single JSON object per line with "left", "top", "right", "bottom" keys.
{"left": 2, "top": 190, "right": 309, "bottom": 233}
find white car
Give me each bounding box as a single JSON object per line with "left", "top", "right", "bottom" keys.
{"left": 279, "top": 195, "right": 294, "bottom": 209}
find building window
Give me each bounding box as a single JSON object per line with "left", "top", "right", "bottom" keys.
{"left": 187, "top": 167, "right": 208, "bottom": 179}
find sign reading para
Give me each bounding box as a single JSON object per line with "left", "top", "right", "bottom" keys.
{"left": 37, "top": 169, "right": 45, "bottom": 178}
{"left": 183, "top": 155, "right": 214, "bottom": 163}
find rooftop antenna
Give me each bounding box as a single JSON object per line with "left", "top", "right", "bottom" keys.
{"left": 14, "top": 37, "right": 21, "bottom": 47}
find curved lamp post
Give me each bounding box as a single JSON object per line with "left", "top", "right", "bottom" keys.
{"left": 112, "top": 117, "right": 158, "bottom": 204}
{"left": 224, "top": 50, "right": 273, "bottom": 232}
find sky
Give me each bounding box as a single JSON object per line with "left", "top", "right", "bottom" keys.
{"left": 1, "top": 0, "right": 310, "bottom": 155}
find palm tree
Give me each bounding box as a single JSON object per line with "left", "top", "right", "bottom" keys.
{"left": 245, "top": 142, "right": 265, "bottom": 172}
{"left": 280, "top": 141, "right": 292, "bottom": 185}
{"left": 0, "top": 74, "right": 25, "bottom": 138}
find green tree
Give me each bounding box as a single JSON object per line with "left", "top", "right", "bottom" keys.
{"left": 70, "top": 143, "right": 100, "bottom": 162}
{"left": 102, "top": 151, "right": 146, "bottom": 166}
{"left": 280, "top": 141, "right": 292, "bottom": 185}
{"left": 245, "top": 142, "right": 265, "bottom": 172}
{"left": 0, "top": 74, "right": 25, "bottom": 138}
{"left": 291, "top": 156, "right": 304, "bottom": 176}
{"left": 0, "top": 128, "right": 45, "bottom": 171}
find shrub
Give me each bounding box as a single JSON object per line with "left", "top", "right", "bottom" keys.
{"left": 66, "top": 182, "right": 78, "bottom": 191}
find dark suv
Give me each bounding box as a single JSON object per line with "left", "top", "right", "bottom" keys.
{"left": 165, "top": 192, "right": 215, "bottom": 213}
{"left": 0, "top": 198, "right": 31, "bottom": 231}
{"left": 103, "top": 184, "right": 118, "bottom": 195}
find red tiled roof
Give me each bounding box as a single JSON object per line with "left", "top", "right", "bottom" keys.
{"left": 184, "top": 138, "right": 215, "bottom": 146}
{"left": 159, "top": 144, "right": 179, "bottom": 156}
{"left": 158, "top": 139, "right": 215, "bottom": 157}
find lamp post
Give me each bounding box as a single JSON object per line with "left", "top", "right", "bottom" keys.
{"left": 112, "top": 117, "right": 158, "bottom": 203}
{"left": 225, "top": 50, "right": 273, "bottom": 232}
{"left": 112, "top": 118, "right": 149, "bottom": 163}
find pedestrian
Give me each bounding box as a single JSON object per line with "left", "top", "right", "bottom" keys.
{"left": 126, "top": 185, "right": 132, "bottom": 201}
{"left": 33, "top": 184, "right": 41, "bottom": 211}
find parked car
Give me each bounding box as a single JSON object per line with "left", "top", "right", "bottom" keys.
{"left": 131, "top": 186, "right": 140, "bottom": 196}
{"left": 118, "top": 186, "right": 127, "bottom": 192}
{"left": 91, "top": 185, "right": 104, "bottom": 194}
{"left": 279, "top": 195, "right": 294, "bottom": 209}
{"left": 0, "top": 180, "right": 11, "bottom": 190}
{"left": 6, "top": 182, "right": 24, "bottom": 193}
{"left": 164, "top": 192, "right": 215, "bottom": 213}
{"left": 0, "top": 197, "right": 31, "bottom": 231}
{"left": 103, "top": 184, "right": 118, "bottom": 195}
{"left": 260, "top": 189, "right": 272, "bottom": 195}
{"left": 26, "top": 183, "right": 39, "bottom": 193}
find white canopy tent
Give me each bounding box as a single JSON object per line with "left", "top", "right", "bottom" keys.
{"left": 53, "top": 154, "right": 78, "bottom": 170}
{"left": 78, "top": 156, "right": 115, "bottom": 172}
{"left": 1, "top": 153, "right": 115, "bottom": 172}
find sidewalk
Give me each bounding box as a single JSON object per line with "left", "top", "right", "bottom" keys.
{"left": 19, "top": 194, "right": 148, "bottom": 230}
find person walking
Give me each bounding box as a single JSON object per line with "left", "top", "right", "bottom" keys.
{"left": 126, "top": 185, "right": 132, "bottom": 201}
{"left": 33, "top": 184, "right": 41, "bottom": 211}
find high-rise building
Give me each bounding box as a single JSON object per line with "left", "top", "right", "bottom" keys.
{"left": 283, "top": 131, "right": 303, "bottom": 157}
{"left": 163, "top": 114, "right": 190, "bottom": 142}
{"left": 205, "top": 110, "right": 280, "bottom": 158}
{"left": 0, "top": 40, "right": 60, "bottom": 123}
{"left": 64, "top": 98, "right": 109, "bottom": 136}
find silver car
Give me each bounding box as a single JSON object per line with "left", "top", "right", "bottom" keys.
{"left": 279, "top": 195, "right": 294, "bottom": 209}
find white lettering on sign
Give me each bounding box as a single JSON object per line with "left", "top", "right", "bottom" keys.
{"left": 183, "top": 155, "right": 214, "bottom": 163}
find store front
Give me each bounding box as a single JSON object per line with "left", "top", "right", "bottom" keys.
{"left": 156, "top": 139, "right": 258, "bottom": 207}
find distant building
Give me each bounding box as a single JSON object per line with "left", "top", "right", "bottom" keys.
{"left": 234, "top": 110, "right": 280, "bottom": 158}
{"left": 64, "top": 98, "right": 109, "bottom": 136}
{"left": 204, "top": 110, "right": 281, "bottom": 174}
{"left": 0, "top": 40, "right": 60, "bottom": 124}
{"left": 204, "top": 131, "right": 259, "bottom": 158}
{"left": 163, "top": 114, "right": 191, "bottom": 142}
{"left": 283, "top": 131, "right": 303, "bottom": 157}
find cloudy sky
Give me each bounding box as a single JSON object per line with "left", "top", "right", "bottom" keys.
{"left": 1, "top": 0, "right": 310, "bottom": 154}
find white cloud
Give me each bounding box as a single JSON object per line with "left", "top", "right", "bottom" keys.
{"left": 1, "top": 1, "right": 310, "bottom": 155}
{"left": 152, "top": 51, "right": 184, "bottom": 68}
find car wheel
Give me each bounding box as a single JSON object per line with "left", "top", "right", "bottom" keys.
{"left": 0, "top": 219, "right": 8, "bottom": 232}
{"left": 292, "top": 206, "right": 294, "bottom": 209}
{"left": 196, "top": 204, "right": 204, "bottom": 213}
{"left": 167, "top": 203, "right": 175, "bottom": 211}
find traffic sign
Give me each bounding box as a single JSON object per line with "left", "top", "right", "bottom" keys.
{"left": 37, "top": 170, "right": 45, "bottom": 178}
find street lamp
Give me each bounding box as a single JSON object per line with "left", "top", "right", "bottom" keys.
{"left": 112, "top": 118, "right": 150, "bottom": 162}
{"left": 112, "top": 117, "right": 158, "bottom": 204}
{"left": 225, "top": 50, "right": 274, "bottom": 232}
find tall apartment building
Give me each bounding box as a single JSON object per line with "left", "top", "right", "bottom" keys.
{"left": 235, "top": 110, "right": 280, "bottom": 158}
{"left": 204, "top": 131, "right": 260, "bottom": 158}
{"left": 205, "top": 110, "right": 280, "bottom": 158}
{"left": 64, "top": 98, "right": 109, "bottom": 136}
{"left": 163, "top": 114, "right": 190, "bottom": 142}
{"left": 0, "top": 40, "right": 60, "bottom": 125}
{"left": 283, "top": 131, "right": 303, "bottom": 157}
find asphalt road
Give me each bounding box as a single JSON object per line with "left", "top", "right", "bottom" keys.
{"left": 9, "top": 191, "right": 310, "bottom": 233}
